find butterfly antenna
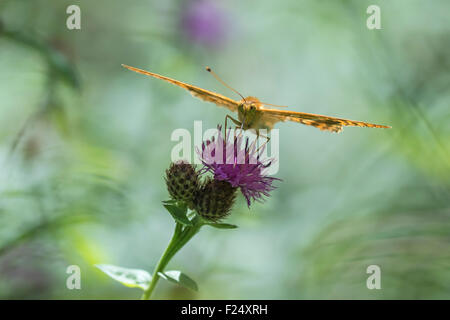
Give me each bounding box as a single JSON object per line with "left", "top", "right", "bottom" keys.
{"left": 206, "top": 67, "right": 246, "bottom": 103}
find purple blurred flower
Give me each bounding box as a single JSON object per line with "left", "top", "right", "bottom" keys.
{"left": 197, "top": 127, "right": 280, "bottom": 207}
{"left": 181, "top": 0, "right": 227, "bottom": 47}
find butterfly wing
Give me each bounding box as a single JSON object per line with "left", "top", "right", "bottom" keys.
{"left": 122, "top": 64, "right": 239, "bottom": 112}
{"left": 259, "top": 108, "right": 390, "bottom": 133}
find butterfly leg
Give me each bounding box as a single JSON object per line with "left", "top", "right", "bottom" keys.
{"left": 255, "top": 130, "right": 270, "bottom": 154}
{"left": 224, "top": 114, "right": 242, "bottom": 142}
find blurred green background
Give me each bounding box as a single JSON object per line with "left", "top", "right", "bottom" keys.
{"left": 0, "top": 0, "right": 449, "bottom": 299}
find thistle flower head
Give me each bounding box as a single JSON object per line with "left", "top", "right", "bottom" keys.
{"left": 193, "top": 178, "right": 237, "bottom": 221}
{"left": 197, "top": 127, "right": 280, "bottom": 207}
{"left": 165, "top": 160, "right": 200, "bottom": 209}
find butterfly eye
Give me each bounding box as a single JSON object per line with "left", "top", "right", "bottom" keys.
{"left": 250, "top": 105, "right": 256, "bottom": 110}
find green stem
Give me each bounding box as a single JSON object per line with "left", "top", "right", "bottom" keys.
{"left": 141, "top": 218, "right": 203, "bottom": 300}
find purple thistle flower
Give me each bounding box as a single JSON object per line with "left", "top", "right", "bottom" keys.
{"left": 197, "top": 126, "right": 280, "bottom": 207}
{"left": 180, "top": 0, "right": 227, "bottom": 48}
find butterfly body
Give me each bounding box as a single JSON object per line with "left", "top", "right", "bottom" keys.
{"left": 237, "top": 97, "right": 270, "bottom": 131}
{"left": 122, "top": 64, "right": 391, "bottom": 133}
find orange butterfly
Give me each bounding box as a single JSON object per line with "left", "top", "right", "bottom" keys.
{"left": 122, "top": 64, "right": 390, "bottom": 133}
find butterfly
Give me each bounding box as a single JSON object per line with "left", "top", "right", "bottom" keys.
{"left": 122, "top": 64, "right": 391, "bottom": 134}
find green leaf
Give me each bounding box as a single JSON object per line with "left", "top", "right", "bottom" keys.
{"left": 207, "top": 223, "right": 238, "bottom": 229}
{"left": 158, "top": 270, "right": 198, "bottom": 292}
{"left": 95, "top": 264, "right": 152, "bottom": 291}
{"left": 164, "top": 204, "right": 193, "bottom": 226}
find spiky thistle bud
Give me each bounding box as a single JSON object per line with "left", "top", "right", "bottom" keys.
{"left": 193, "top": 178, "right": 237, "bottom": 221}
{"left": 165, "top": 161, "right": 200, "bottom": 209}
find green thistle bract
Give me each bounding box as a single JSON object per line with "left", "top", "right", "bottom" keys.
{"left": 165, "top": 160, "right": 200, "bottom": 209}
{"left": 193, "top": 178, "right": 237, "bottom": 221}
